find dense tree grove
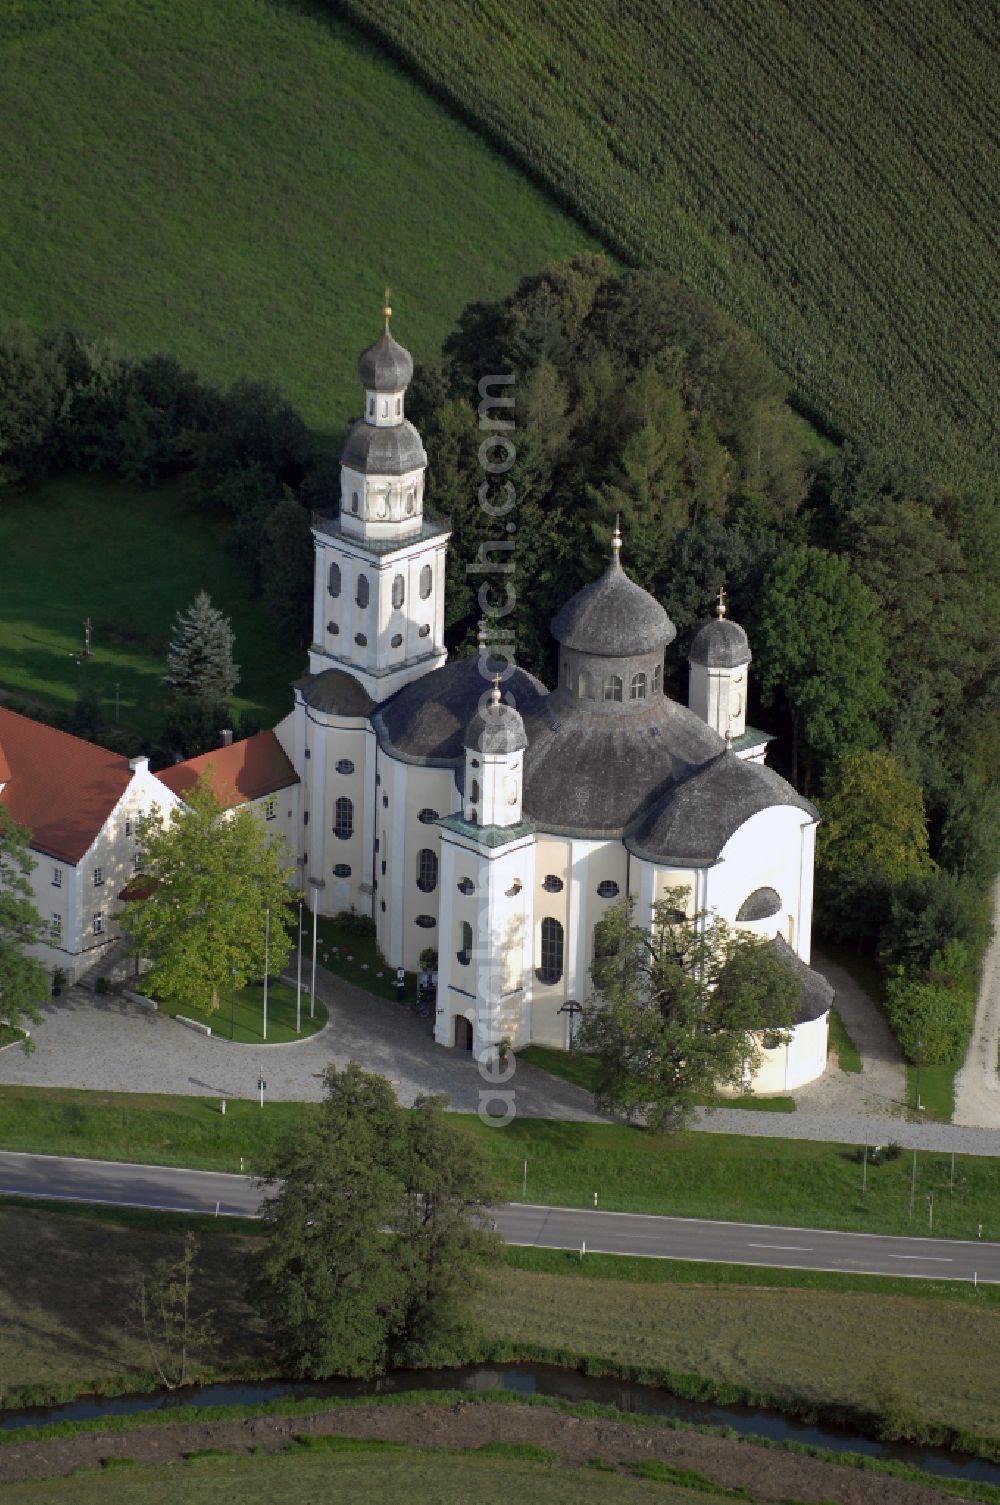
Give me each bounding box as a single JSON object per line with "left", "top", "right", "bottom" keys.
{"left": 0, "top": 810, "right": 50, "bottom": 1043}
{"left": 250, "top": 1065, "right": 498, "bottom": 1376}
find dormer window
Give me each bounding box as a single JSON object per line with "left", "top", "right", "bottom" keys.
{"left": 604, "top": 674, "right": 623, "bottom": 702}
{"left": 630, "top": 672, "right": 647, "bottom": 701}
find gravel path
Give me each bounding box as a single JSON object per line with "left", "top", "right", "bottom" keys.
{"left": 695, "top": 1103, "right": 1000, "bottom": 1155}
{"left": 953, "top": 877, "right": 1000, "bottom": 1129}
{"left": 0, "top": 968, "right": 606, "bottom": 1123}
{"left": 789, "top": 948, "right": 907, "bottom": 1118}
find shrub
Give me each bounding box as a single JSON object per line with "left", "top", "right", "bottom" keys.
{"left": 884, "top": 973, "right": 976, "bottom": 1065}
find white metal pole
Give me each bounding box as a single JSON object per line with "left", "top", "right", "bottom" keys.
{"left": 263, "top": 907, "right": 270, "bottom": 1042}
{"left": 296, "top": 898, "right": 303, "bottom": 1034}
{"left": 311, "top": 899, "right": 318, "bottom": 1019}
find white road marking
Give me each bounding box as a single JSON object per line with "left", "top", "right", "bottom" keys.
{"left": 747, "top": 1243, "right": 812, "bottom": 1251}
{"left": 889, "top": 1254, "right": 953, "bottom": 1262}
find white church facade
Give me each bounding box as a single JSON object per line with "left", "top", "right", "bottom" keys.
{"left": 270, "top": 316, "right": 833, "bottom": 1090}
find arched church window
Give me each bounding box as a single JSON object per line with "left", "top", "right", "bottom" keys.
{"left": 419, "top": 564, "right": 433, "bottom": 600}
{"left": 604, "top": 674, "right": 623, "bottom": 703}
{"left": 392, "top": 574, "right": 405, "bottom": 609}
{"left": 328, "top": 562, "right": 341, "bottom": 598}
{"left": 630, "top": 672, "right": 647, "bottom": 701}
{"left": 458, "top": 920, "right": 473, "bottom": 965}
{"left": 652, "top": 664, "right": 662, "bottom": 694}
{"left": 333, "top": 797, "right": 353, "bottom": 840}
{"left": 578, "top": 670, "right": 594, "bottom": 700}
{"left": 416, "top": 848, "right": 438, "bottom": 893}
{"left": 356, "top": 574, "right": 369, "bottom": 609}
{"left": 537, "top": 917, "right": 564, "bottom": 984}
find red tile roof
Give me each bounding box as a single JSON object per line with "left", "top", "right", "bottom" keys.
{"left": 155, "top": 730, "right": 298, "bottom": 811}
{"left": 0, "top": 708, "right": 134, "bottom": 864}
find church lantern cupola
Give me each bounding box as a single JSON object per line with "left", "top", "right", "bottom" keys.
{"left": 463, "top": 676, "right": 528, "bottom": 827}
{"left": 688, "top": 586, "right": 752, "bottom": 743}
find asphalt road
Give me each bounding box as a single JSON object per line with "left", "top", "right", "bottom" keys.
{"left": 1, "top": 1150, "right": 998, "bottom": 1284}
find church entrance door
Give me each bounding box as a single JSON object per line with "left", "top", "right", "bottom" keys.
{"left": 454, "top": 1016, "right": 473, "bottom": 1051}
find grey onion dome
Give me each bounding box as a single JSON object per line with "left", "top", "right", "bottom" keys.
{"left": 357, "top": 327, "right": 414, "bottom": 391}
{"left": 464, "top": 686, "right": 528, "bottom": 756}
{"left": 550, "top": 527, "right": 675, "bottom": 657}
{"left": 341, "top": 418, "right": 426, "bottom": 475}
{"left": 688, "top": 617, "right": 751, "bottom": 668}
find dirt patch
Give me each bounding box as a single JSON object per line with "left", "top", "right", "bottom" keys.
{"left": 0, "top": 1400, "right": 961, "bottom": 1501}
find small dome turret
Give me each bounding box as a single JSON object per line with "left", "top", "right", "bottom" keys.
{"left": 464, "top": 678, "right": 528, "bottom": 756}
{"left": 688, "top": 587, "right": 751, "bottom": 669}
{"left": 551, "top": 521, "right": 675, "bottom": 659}
{"left": 357, "top": 293, "right": 413, "bottom": 391}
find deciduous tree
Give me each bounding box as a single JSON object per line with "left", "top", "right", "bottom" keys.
{"left": 579, "top": 892, "right": 800, "bottom": 1131}
{"left": 0, "top": 809, "right": 49, "bottom": 1044}
{"left": 119, "top": 773, "right": 296, "bottom": 1012}
{"left": 818, "top": 750, "right": 934, "bottom": 883}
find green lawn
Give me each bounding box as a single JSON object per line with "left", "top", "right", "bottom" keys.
{"left": 0, "top": 474, "right": 302, "bottom": 738}
{"left": 516, "top": 1046, "right": 796, "bottom": 1112}
{"left": 0, "top": 1084, "right": 997, "bottom": 1239}
{"left": 157, "top": 981, "right": 327, "bottom": 1045}
{"left": 828, "top": 1009, "right": 863, "bottom": 1073}
{"left": 300, "top": 915, "right": 417, "bottom": 1004}
{"left": 0, "top": 1449, "right": 735, "bottom": 1505}
{"left": 0, "top": 0, "right": 596, "bottom": 444}
{"left": 909, "top": 1063, "right": 957, "bottom": 1123}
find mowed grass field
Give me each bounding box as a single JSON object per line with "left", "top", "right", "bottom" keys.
{"left": 2, "top": 1204, "right": 999, "bottom": 1441}
{"left": 0, "top": 0, "right": 597, "bottom": 442}
{"left": 0, "top": 1451, "right": 731, "bottom": 1505}
{"left": 341, "top": 0, "right": 998, "bottom": 487}
{"left": 0, "top": 474, "right": 303, "bottom": 737}
{"left": 0, "top": 1084, "right": 997, "bottom": 1240}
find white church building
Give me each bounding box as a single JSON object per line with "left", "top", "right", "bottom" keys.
{"left": 271, "top": 316, "right": 833, "bottom": 1091}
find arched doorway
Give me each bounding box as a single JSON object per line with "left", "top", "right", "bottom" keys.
{"left": 454, "top": 1016, "right": 473, "bottom": 1051}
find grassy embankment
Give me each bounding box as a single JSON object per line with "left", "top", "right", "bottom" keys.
{"left": 0, "top": 0, "right": 595, "bottom": 442}
{"left": 0, "top": 1086, "right": 996, "bottom": 1239}
{"left": 517, "top": 1045, "right": 796, "bottom": 1112}
{"left": 1, "top": 1203, "right": 999, "bottom": 1449}
{"left": 340, "top": 0, "right": 997, "bottom": 491}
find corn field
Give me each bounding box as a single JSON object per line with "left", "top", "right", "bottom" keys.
{"left": 337, "top": 0, "right": 998, "bottom": 489}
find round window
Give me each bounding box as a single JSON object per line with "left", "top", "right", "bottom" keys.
{"left": 415, "top": 915, "right": 437, "bottom": 929}
{"left": 336, "top": 759, "right": 354, "bottom": 775}
{"left": 597, "top": 880, "right": 620, "bottom": 899}
{"left": 355, "top": 632, "right": 367, "bottom": 647}
{"left": 542, "top": 875, "right": 564, "bottom": 893}
{"left": 391, "top": 633, "right": 403, "bottom": 648}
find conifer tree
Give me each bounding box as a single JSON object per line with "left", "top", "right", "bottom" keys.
{"left": 164, "top": 590, "right": 240, "bottom": 701}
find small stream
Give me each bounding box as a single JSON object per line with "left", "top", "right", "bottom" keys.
{"left": 3, "top": 1362, "right": 998, "bottom": 1487}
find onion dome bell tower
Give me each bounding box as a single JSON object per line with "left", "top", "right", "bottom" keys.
{"left": 688, "top": 587, "right": 752, "bottom": 743}
{"left": 463, "top": 676, "right": 528, "bottom": 827}
{"left": 308, "top": 292, "right": 450, "bottom": 701}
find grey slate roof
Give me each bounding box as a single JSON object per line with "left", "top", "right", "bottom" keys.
{"left": 626, "top": 752, "right": 818, "bottom": 862}
{"left": 551, "top": 558, "right": 676, "bottom": 657}
{"left": 375, "top": 657, "right": 547, "bottom": 764}
{"left": 769, "top": 933, "right": 835, "bottom": 1023}
{"left": 357, "top": 329, "right": 414, "bottom": 391}
{"left": 299, "top": 668, "right": 374, "bottom": 718}
{"left": 519, "top": 694, "right": 724, "bottom": 836}
{"left": 688, "top": 616, "right": 752, "bottom": 668}
{"left": 465, "top": 700, "right": 528, "bottom": 755}
{"left": 341, "top": 418, "right": 426, "bottom": 476}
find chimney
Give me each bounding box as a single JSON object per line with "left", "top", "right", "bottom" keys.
{"left": 220, "top": 729, "right": 234, "bottom": 748}
{"left": 128, "top": 756, "right": 149, "bottom": 775}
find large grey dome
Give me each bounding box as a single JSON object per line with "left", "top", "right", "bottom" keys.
{"left": 465, "top": 696, "right": 528, "bottom": 755}
{"left": 357, "top": 328, "right": 413, "bottom": 391}
{"left": 689, "top": 616, "right": 751, "bottom": 668}
{"left": 298, "top": 668, "right": 374, "bottom": 717}
{"left": 341, "top": 418, "right": 426, "bottom": 476}
{"left": 551, "top": 555, "right": 675, "bottom": 658}
{"left": 626, "top": 752, "right": 817, "bottom": 862}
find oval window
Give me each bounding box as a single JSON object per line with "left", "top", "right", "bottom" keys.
{"left": 355, "top": 633, "right": 367, "bottom": 647}
{"left": 392, "top": 574, "right": 405, "bottom": 610}
{"left": 418, "top": 623, "right": 430, "bottom": 638}
{"left": 457, "top": 877, "right": 474, "bottom": 895}
{"left": 327, "top": 621, "right": 340, "bottom": 636}
{"left": 542, "top": 875, "right": 564, "bottom": 893}
{"left": 418, "top": 808, "right": 439, "bottom": 824}
{"left": 328, "top": 562, "right": 341, "bottom": 598}
{"left": 356, "top": 574, "right": 369, "bottom": 609}
{"left": 597, "top": 880, "right": 620, "bottom": 899}
{"left": 333, "top": 863, "right": 352, "bottom": 878}
{"left": 415, "top": 915, "right": 437, "bottom": 929}
{"left": 336, "top": 759, "right": 354, "bottom": 775}
{"left": 736, "top": 886, "right": 782, "bottom": 921}
{"left": 391, "top": 633, "right": 403, "bottom": 648}
{"left": 419, "top": 564, "right": 433, "bottom": 600}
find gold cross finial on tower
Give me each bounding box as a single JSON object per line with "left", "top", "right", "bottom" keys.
{"left": 611, "top": 513, "right": 622, "bottom": 565}
{"left": 716, "top": 584, "right": 727, "bottom": 619}
{"left": 383, "top": 287, "right": 392, "bottom": 329}
{"left": 491, "top": 672, "right": 502, "bottom": 706}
